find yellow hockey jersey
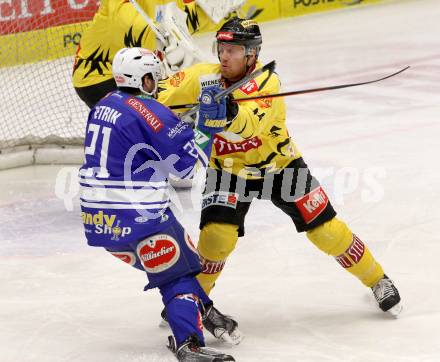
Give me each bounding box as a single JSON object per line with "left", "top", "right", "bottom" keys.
{"left": 72, "top": 0, "right": 224, "bottom": 88}
{"left": 158, "top": 62, "right": 302, "bottom": 179}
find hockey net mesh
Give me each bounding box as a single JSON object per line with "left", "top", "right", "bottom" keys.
{"left": 0, "top": 1, "right": 99, "bottom": 154}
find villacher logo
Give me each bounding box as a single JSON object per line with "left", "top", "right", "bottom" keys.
{"left": 137, "top": 234, "right": 180, "bottom": 273}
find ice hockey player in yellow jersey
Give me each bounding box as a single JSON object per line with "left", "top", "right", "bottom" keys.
{"left": 158, "top": 17, "right": 403, "bottom": 317}
{"left": 73, "top": 0, "right": 243, "bottom": 108}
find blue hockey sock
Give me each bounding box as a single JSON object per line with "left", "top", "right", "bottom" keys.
{"left": 195, "top": 280, "right": 212, "bottom": 307}
{"left": 160, "top": 276, "right": 210, "bottom": 346}
{"left": 166, "top": 293, "right": 204, "bottom": 346}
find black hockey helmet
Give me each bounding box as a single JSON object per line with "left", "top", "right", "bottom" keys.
{"left": 215, "top": 17, "right": 262, "bottom": 55}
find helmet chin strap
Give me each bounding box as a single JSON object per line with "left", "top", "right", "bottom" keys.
{"left": 245, "top": 55, "right": 256, "bottom": 74}
{"left": 139, "top": 78, "right": 158, "bottom": 98}
{"left": 139, "top": 86, "right": 156, "bottom": 97}
{"left": 243, "top": 45, "right": 258, "bottom": 74}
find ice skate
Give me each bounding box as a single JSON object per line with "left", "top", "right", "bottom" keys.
{"left": 202, "top": 304, "right": 243, "bottom": 345}
{"left": 168, "top": 335, "right": 235, "bottom": 362}
{"left": 160, "top": 305, "right": 243, "bottom": 344}
{"left": 372, "top": 274, "right": 402, "bottom": 317}
{"left": 159, "top": 307, "right": 169, "bottom": 328}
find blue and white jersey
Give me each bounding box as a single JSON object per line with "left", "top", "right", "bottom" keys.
{"left": 79, "top": 91, "right": 199, "bottom": 247}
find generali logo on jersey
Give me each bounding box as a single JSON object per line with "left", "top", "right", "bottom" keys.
{"left": 137, "top": 235, "right": 180, "bottom": 273}
{"left": 213, "top": 134, "right": 262, "bottom": 155}
{"left": 126, "top": 97, "right": 164, "bottom": 132}
{"left": 240, "top": 79, "right": 258, "bottom": 95}
{"left": 294, "top": 186, "right": 329, "bottom": 224}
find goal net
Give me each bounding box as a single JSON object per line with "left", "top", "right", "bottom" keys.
{"left": 0, "top": 0, "right": 99, "bottom": 169}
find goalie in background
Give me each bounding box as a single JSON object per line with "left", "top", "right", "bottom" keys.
{"left": 79, "top": 47, "right": 241, "bottom": 361}
{"left": 157, "top": 17, "right": 403, "bottom": 317}
{"left": 73, "top": 0, "right": 245, "bottom": 109}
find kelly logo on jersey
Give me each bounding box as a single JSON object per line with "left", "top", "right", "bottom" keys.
{"left": 294, "top": 186, "right": 329, "bottom": 224}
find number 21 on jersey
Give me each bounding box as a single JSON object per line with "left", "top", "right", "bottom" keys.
{"left": 83, "top": 123, "right": 112, "bottom": 178}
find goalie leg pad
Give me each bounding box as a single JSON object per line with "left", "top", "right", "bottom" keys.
{"left": 196, "top": 222, "right": 239, "bottom": 294}
{"left": 307, "top": 217, "right": 384, "bottom": 287}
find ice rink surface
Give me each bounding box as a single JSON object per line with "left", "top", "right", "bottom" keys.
{"left": 1, "top": 0, "right": 440, "bottom": 361}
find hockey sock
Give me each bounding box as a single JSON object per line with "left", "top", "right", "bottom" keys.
{"left": 196, "top": 222, "right": 239, "bottom": 294}
{"left": 160, "top": 276, "right": 207, "bottom": 346}
{"left": 307, "top": 217, "right": 384, "bottom": 287}
{"left": 166, "top": 293, "right": 204, "bottom": 346}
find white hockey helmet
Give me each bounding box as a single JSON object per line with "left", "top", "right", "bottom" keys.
{"left": 112, "top": 47, "right": 163, "bottom": 96}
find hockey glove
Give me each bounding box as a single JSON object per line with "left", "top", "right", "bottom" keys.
{"left": 197, "top": 86, "right": 227, "bottom": 135}
{"left": 226, "top": 95, "right": 239, "bottom": 125}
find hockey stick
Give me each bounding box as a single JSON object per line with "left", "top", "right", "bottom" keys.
{"left": 130, "top": 0, "right": 207, "bottom": 63}
{"left": 162, "top": 3, "right": 208, "bottom": 62}
{"left": 178, "top": 60, "right": 276, "bottom": 121}
{"left": 128, "top": 0, "right": 167, "bottom": 45}
{"left": 170, "top": 66, "right": 409, "bottom": 110}
{"left": 233, "top": 66, "right": 410, "bottom": 103}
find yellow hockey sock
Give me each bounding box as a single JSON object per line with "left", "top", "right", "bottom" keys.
{"left": 196, "top": 222, "right": 239, "bottom": 295}
{"left": 306, "top": 217, "right": 384, "bottom": 287}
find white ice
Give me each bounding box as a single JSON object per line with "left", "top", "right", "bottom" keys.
{"left": 1, "top": 0, "right": 440, "bottom": 361}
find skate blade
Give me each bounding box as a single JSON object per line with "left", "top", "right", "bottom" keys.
{"left": 159, "top": 319, "right": 170, "bottom": 329}
{"left": 219, "top": 328, "right": 244, "bottom": 345}
{"left": 387, "top": 302, "right": 403, "bottom": 318}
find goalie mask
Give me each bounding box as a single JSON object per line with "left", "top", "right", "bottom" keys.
{"left": 214, "top": 17, "right": 262, "bottom": 58}
{"left": 112, "top": 47, "right": 163, "bottom": 96}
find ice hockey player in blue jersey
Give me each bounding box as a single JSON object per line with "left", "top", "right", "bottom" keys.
{"left": 79, "top": 47, "right": 240, "bottom": 361}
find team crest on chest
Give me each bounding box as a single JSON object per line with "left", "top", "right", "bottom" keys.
{"left": 170, "top": 71, "right": 186, "bottom": 87}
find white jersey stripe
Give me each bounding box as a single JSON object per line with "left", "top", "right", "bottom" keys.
{"left": 80, "top": 185, "right": 169, "bottom": 204}
{"left": 79, "top": 176, "right": 167, "bottom": 188}
{"left": 80, "top": 201, "right": 170, "bottom": 210}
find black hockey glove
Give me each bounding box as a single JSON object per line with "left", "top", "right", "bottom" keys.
{"left": 225, "top": 95, "right": 239, "bottom": 126}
